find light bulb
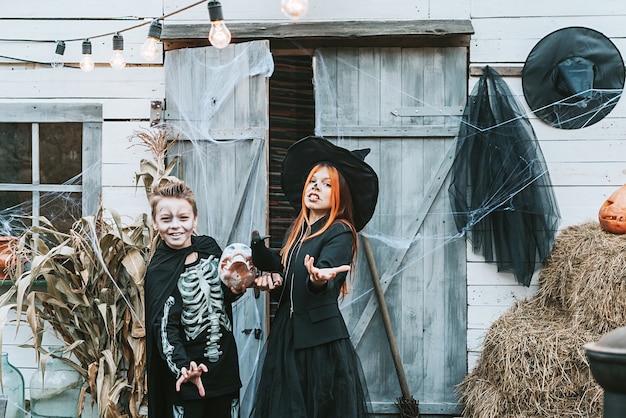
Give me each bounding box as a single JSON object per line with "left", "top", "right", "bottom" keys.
{"left": 141, "top": 37, "right": 160, "bottom": 61}
{"left": 140, "top": 20, "right": 162, "bottom": 61}
{"left": 110, "top": 33, "right": 126, "bottom": 69}
{"left": 51, "top": 41, "right": 65, "bottom": 69}
{"left": 209, "top": 21, "right": 231, "bottom": 49}
{"left": 207, "top": 1, "right": 231, "bottom": 49}
{"left": 281, "top": 0, "right": 308, "bottom": 19}
{"left": 110, "top": 51, "right": 126, "bottom": 69}
{"left": 80, "top": 40, "right": 95, "bottom": 72}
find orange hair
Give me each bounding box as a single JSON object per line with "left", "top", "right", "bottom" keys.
{"left": 281, "top": 163, "right": 357, "bottom": 296}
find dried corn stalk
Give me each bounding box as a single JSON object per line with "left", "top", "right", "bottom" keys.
{"left": 2, "top": 208, "right": 152, "bottom": 418}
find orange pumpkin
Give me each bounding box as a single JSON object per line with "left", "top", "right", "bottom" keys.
{"left": 599, "top": 184, "right": 626, "bottom": 234}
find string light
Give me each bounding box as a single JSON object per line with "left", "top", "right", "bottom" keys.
{"left": 110, "top": 33, "right": 126, "bottom": 69}
{"left": 140, "top": 20, "right": 163, "bottom": 61}
{"left": 281, "top": 0, "right": 309, "bottom": 19}
{"left": 0, "top": 1, "right": 230, "bottom": 68}
{"left": 207, "top": 1, "right": 231, "bottom": 49}
{"left": 51, "top": 41, "right": 65, "bottom": 69}
{"left": 80, "top": 40, "right": 95, "bottom": 72}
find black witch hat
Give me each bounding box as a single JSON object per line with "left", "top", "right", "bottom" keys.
{"left": 522, "top": 26, "right": 625, "bottom": 129}
{"left": 281, "top": 136, "right": 379, "bottom": 232}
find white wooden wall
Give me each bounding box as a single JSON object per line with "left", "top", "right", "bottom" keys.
{"left": 0, "top": 2, "right": 163, "bottom": 404}
{"left": 466, "top": 0, "right": 626, "bottom": 371}
{"left": 2, "top": 0, "right": 626, "bottom": 408}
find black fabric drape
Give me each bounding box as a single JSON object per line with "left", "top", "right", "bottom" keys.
{"left": 449, "top": 66, "right": 561, "bottom": 286}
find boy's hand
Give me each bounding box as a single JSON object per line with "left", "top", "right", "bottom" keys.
{"left": 176, "top": 361, "right": 209, "bottom": 396}
{"left": 255, "top": 272, "right": 283, "bottom": 291}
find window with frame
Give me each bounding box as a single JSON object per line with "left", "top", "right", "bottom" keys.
{"left": 0, "top": 104, "right": 102, "bottom": 235}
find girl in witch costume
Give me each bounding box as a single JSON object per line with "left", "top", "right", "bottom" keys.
{"left": 145, "top": 180, "right": 244, "bottom": 418}
{"left": 251, "top": 136, "right": 378, "bottom": 418}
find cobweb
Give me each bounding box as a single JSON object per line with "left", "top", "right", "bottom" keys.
{"left": 2, "top": 40, "right": 622, "bottom": 416}
{"left": 448, "top": 66, "right": 561, "bottom": 286}
{"left": 0, "top": 173, "right": 85, "bottom": 238}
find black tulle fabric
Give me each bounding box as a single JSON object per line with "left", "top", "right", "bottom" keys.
{"left": 448, "top": 66, "right": 561, "bottom": 286}
{"left": 249, "top": 306, "right": 370, "bottom": 418}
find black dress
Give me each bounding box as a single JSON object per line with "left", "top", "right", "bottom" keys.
{"left": 251, "top": 219, "right": 370, "bottom": 418}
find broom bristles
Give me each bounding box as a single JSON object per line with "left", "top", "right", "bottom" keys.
{"left": 397, "top": 395, "right": 420, "bottom": 417}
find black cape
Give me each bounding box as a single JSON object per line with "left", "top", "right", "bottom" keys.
{"left": 145, "top": 235, "right": 222, "bottom": 418}
{"left": 449, "top": 66, "right": 561, "bottom": 286}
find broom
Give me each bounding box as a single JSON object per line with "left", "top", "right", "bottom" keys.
{"left": 361, "top": 233, "right": 420, "bottom": 418}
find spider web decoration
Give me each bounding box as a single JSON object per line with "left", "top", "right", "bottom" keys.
{"left": 449, "top": 66, "right": 561, "bottom": 286}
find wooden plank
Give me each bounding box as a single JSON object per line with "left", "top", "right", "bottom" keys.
{"left": 102, "top": 163, "right": 141, "bottom": 187}
{"left": 470, "top": 0, "right": 626, "bottom": 18}
{"left": 82, "top": 122, "right": 103, "bottom": 215}
{"left": 467, "top": 305, "right": 513, "bottom": 329}
{"left": 314, "top": 47, "right": 337, "bottom": 131}
{"left": 1, "top": 2, "right": 162, "bottom": 18}
{"left": 469, "top": 20, "right": 626, "bottom": 64}
{"left": 162, "top": 20, "right": 475, "bottom": 41}
{"left": 370, "top": 401, "right": 461, "bottom": 415}
{"left": 103, "top": 121, "right": 154, "bottom": 164}
{"left": 166, "top": 0, "right": 470, "bottom": 21}
{"left": 101, "top": 186, "right": 151, "bottom": 219}
{"left": 468, "top": 285, "right": 538, "bottom": 306}
{"left": 0, "top": 67, "right": 165, "bottom": 99}
{"left": 547, "top": 162, "right": 626, "bottom": 186}
{"left": 470, "top": 15, "right": 626, "bottom": 39}
{"left": 392, "top": 106, "right": 464, "bottom": 117}
{"left": 0, "top": 99, "right": 154, "bottom": 120}
{"left": 0, "top": 103, "right": 102, "bottom": 122}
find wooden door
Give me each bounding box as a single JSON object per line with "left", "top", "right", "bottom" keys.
{"left": 314, "top": 47, "right": 467, "bottom": 417}
{"left": 164, "top": 40, "right": 271, "bottom": 416}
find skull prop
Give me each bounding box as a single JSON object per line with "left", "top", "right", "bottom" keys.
{"left": 219, "top": 243, "right": 258, "bottom": 291}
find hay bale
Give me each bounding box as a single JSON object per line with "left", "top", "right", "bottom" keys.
{"left": 459, "top": 222, "right": 626, "bottom": 416}
{"left": 458, "top": 299, "right": 602, "bottom": 417}
{"left": 536, "top": 222, "right": 626, "bottom": 333}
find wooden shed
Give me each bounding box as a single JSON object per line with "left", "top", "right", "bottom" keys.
{"left": 161, "top": 19, "right": 473, "bottom": 417}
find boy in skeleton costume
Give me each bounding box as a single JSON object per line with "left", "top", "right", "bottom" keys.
{"left": 145, "top": 180, "right": 243, "bottom": 418}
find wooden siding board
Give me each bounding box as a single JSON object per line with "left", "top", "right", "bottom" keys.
{"left": 357, "top": 48, "right": 381, "bottom": 126}
{"left": 314, "top": 48, "right": 338, "bottom": 131}
{"left": 0, "top": 67, "right": 165, "bottom": 99}
{"left": 162, "top": 20, "right": 475, "bottom": 41}
{"left": 470, "top": 0, "right": 626, "bottom": 18}
{"left": 420, "top": 48, "right": 446, "bottom": 399}
{"left": 0, "top": 103, "right": 102, "bottom": 122}
{"left": 206, "top": 46, "right": 232, "bottom": 130}
{"left": 469, "top": 17, "right": 626, "bottom": 63}
{"left": 2, "top": 2, "right": 162, "bottom": 18}
{"left": 337, "top": 48, "right": 360, "bottom": 126}
{"left": 83, "top": 122, "right": 103, "bottom": 214}
{"left": 101, "top": 186, "right": 150, "bottom": 219}
{"left": 0, "top": 99, "right": 156, "bottom": 120}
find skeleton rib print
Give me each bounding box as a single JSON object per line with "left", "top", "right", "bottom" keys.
{"left": 177, "top": 255, "right": 231, "bottom": 362}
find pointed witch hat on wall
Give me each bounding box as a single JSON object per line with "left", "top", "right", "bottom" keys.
{"left": 522, "top": 26, "right": 625, "bottom": 129}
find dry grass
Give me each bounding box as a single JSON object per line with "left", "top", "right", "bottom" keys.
{"left": 458, "top": 222, "right": 626, "bottom": 417}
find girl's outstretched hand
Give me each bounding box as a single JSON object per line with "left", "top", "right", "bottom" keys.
{"left": 304, "top": 254, "right": 350, "bottom": 286}
{"left": 176, "top": 361, "right": 209, "bottom": 396}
